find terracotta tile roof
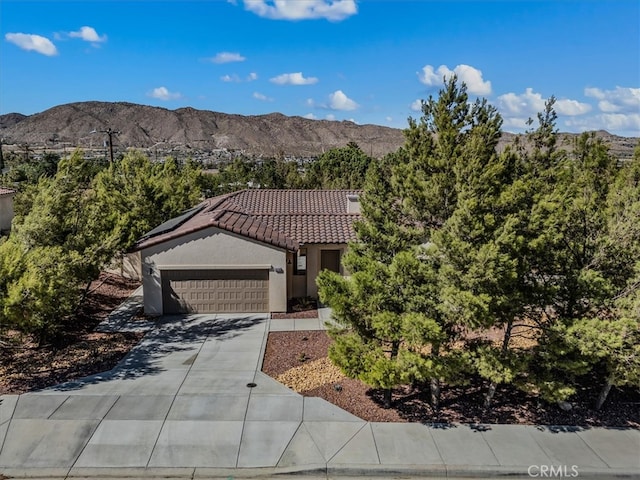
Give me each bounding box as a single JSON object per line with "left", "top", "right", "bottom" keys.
{"left": 253, "top": 214, "right": 358, "bottom": 244}
{"left": 0, "top": 187, "right": 16, "bottom": 196}
{"left": 134, "top": 189, "right": 361, "bottom": 251}
{"left": 228, "top": 189, "right": 360, "bottom": 214}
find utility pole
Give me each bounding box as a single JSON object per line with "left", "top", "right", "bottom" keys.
{"left": 21, "top": 143, "right": 33, "bottom": 162}
{"left": 90, "top": 127, "right": 120, "bottom": 162}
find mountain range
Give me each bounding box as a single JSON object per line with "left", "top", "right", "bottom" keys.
{"left": 0, "top": 101, "right": 637, "bottom": 160}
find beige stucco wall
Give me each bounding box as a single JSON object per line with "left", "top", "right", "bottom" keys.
{"left": 140, "top": 226, "right": 287, "bottom": 315}
{"left": 0, "top": 193, "right": 15, "bottom": 233}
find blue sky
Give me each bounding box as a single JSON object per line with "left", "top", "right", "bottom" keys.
{"left": 1, "top": 0, "right": 639, "bottom": 136}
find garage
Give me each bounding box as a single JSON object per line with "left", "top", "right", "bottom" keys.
{"left": 161, "top": 269, "right": 269, "bottom": 314}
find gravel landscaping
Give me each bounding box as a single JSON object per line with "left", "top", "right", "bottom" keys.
{"left": 261, "top": 330, "right": 640, "bottom": 427}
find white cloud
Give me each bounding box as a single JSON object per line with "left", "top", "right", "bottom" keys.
{"left": 497, "top": 88, "right": 590, "bottom": 117}
{"left": 585, "top": 86, "right": 640, "bottom": 113}
{"left": 241, "top": 0, "right": 357, "bottom": 21}
{"left": 221, "top": 73, "right": 257, "bottom": 83}
{"left": 5, "top": 33, "right": 58, "bottom": 56}
{"left": 497, "top": 88, "right": 546, "bottom": 116}
{"left": 598, "top": 113, "right": 640, "bottom": 131}
{"left": 270, "top": 72, "right": 318, "bottom": 85}
{"left": 68, "top": 26, "right": 107, "bottom": 43}
{"left": 147, "top": 86, "right": 182, "bottom": 101}
{"left": 555, "top": 98, "right": 592, "bottom": 116}
{"left": 253, "top": 92, "right": 273, "bottom": 101}
{"left": 304, "top": 113, "right": 317, "bottom": 120}
{"left": 418, "top": 64, "right": 492, "bottom": 95}
{"left": 328, "top": 90, "right": 358, "bottom": 111}
{"left": 221, "top": 74, "right": 241, "bottom": 83}
{"left": 325, "top": 114, "right": 336, "bottom": 120}
{"left": 495, "top": 87, "right": 640, "bottom": 136}
{"left": 385, "top": 116, "right": 393, "bottom": 122}
{"left": 564, "top": 113, "right": 640, "bottom": 137}
{"left": 305, "top": 98, "right": 316, "bottom": 107}
{"left": 501, "top": 117, "right": 533, "bottom": 130}
{"left": 410, "top": 99, "right": 423, "bottom": 112}
{"left": 210, "top": 51, "right": 246, "bottom": 64}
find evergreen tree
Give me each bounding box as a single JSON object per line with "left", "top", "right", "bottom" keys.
{"left": 12, "top": 151, "right": 110, "bottom": 282}
{"left": 1, "top": 150, "right": 203, "bottom": 344}
{"left": 564, "top": 152, "right": 640, "bottom": 409}
{"left": 394, "top": 78, "right": 470, "bottom": 228}
{"left": 304, "top": 143, "right": 372, "bottom": 189}
{"left": 524, "top": 131, "right": 624, "bottom": 403}
{"left": 317, "top": 156, "right": 435, "bottom": 408}
{"left": 92, "top": 152, "right": 202, "bottom": 250}
{"left": 428, "top": 96, "right": 543, "bottom": 409}
{"left": 2, "top": 246, "right": 84, "bottom": 344}
{"left": 319, "top": 78, "right": 508, "bottom": 410}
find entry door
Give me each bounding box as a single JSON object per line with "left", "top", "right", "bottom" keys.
{"left": 320, "top": 250, "right": 341, "bottom": 274}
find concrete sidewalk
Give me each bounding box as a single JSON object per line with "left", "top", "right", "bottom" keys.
{"left": 1, "top": 313, "right": 638, "bottom": 479}
{"left": 269, "top": 306, "right": 335, "bottom": 331}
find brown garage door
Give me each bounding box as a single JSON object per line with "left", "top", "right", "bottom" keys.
{"left": 162, "top": 269, "right": 269, "bottom": 314}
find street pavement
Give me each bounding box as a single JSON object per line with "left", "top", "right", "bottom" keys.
{"left": 1, "top": 309, "right": 638, "bottom": 479}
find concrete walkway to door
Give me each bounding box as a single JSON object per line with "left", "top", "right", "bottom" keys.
{"left": 1, "top": 313, "right": 638, "bottom": 479}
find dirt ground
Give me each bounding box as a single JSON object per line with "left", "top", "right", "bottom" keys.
{"left": 262, "top": 331, "right": 640, "bottom": 427}
{"left": 0, "top": 273, "right": 143, "bottom": 395}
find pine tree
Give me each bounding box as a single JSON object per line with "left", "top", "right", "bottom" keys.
{"left": 394, "top": 76, "right": 470, "bottom": 229}
{"left": 304, "top": 143, "right": 372, "bottom": 189}
{"left": 317, "top": 155, "right": 437, "bottom": 408}
{"left": 92, "top": 151, "right": 202, "bottom": 250}
{"left": 430, "top": 102, "right": 540, "bottom": 409}
{"left": 1, "top": 150, "right": 203, "bottom": 344}
{"left": 564, "top": 152, "right": 640, "bottom": 409}
{"left": 319, "top": 78, "right": 509, "bottom": 410}
{"left": 524, "top": 131, "right": 624, "bottom": 403}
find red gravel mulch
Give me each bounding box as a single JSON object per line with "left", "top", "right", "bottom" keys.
{"left": 262, "top": 331, "right": 640, "bottom": 427}
{"left": 271, "top": 297, "right": 319, "bottom": 319}
{"left": 0, "top": 273, "right": 144, "bottom": 395}
{"left": 271, "top": 309, "right": 319, "bottom": 319}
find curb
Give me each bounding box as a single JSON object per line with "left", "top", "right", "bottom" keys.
{"left": 2, "top": 465, "right": 639, "bottom": 479}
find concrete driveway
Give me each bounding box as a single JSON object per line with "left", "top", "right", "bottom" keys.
{"left": 1, "top": 313, "right": 638, "bottom": 478}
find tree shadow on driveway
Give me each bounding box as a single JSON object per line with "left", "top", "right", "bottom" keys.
{"left": 47, "top": 314, "right": 267, "bottom": 391}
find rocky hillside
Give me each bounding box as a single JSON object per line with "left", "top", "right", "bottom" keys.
{"left": 0, "top": 113, "right": 27, "bottom": 130}
{"left": 1, "top": 101, "right": 637, "bottom": 160}
{"left": 0, "top": 102, "right": 404, "bottom": 158}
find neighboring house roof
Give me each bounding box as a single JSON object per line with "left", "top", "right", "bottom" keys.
{"left": 134, "top": 189, "right": 361, "bottom": 252}
{"left": 0, "top": 187, "right": 16, "bottom": 196}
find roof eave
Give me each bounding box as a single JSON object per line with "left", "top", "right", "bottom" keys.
{"left": 131, "top": 220, "right": 298, "bottom": 253}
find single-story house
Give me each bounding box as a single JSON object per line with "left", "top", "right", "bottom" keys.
{"left": 133, "top": 189, "right": 361, "bottom": 315}
{"left": 0, "top": 187, "right": 16, "bottom": 235}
